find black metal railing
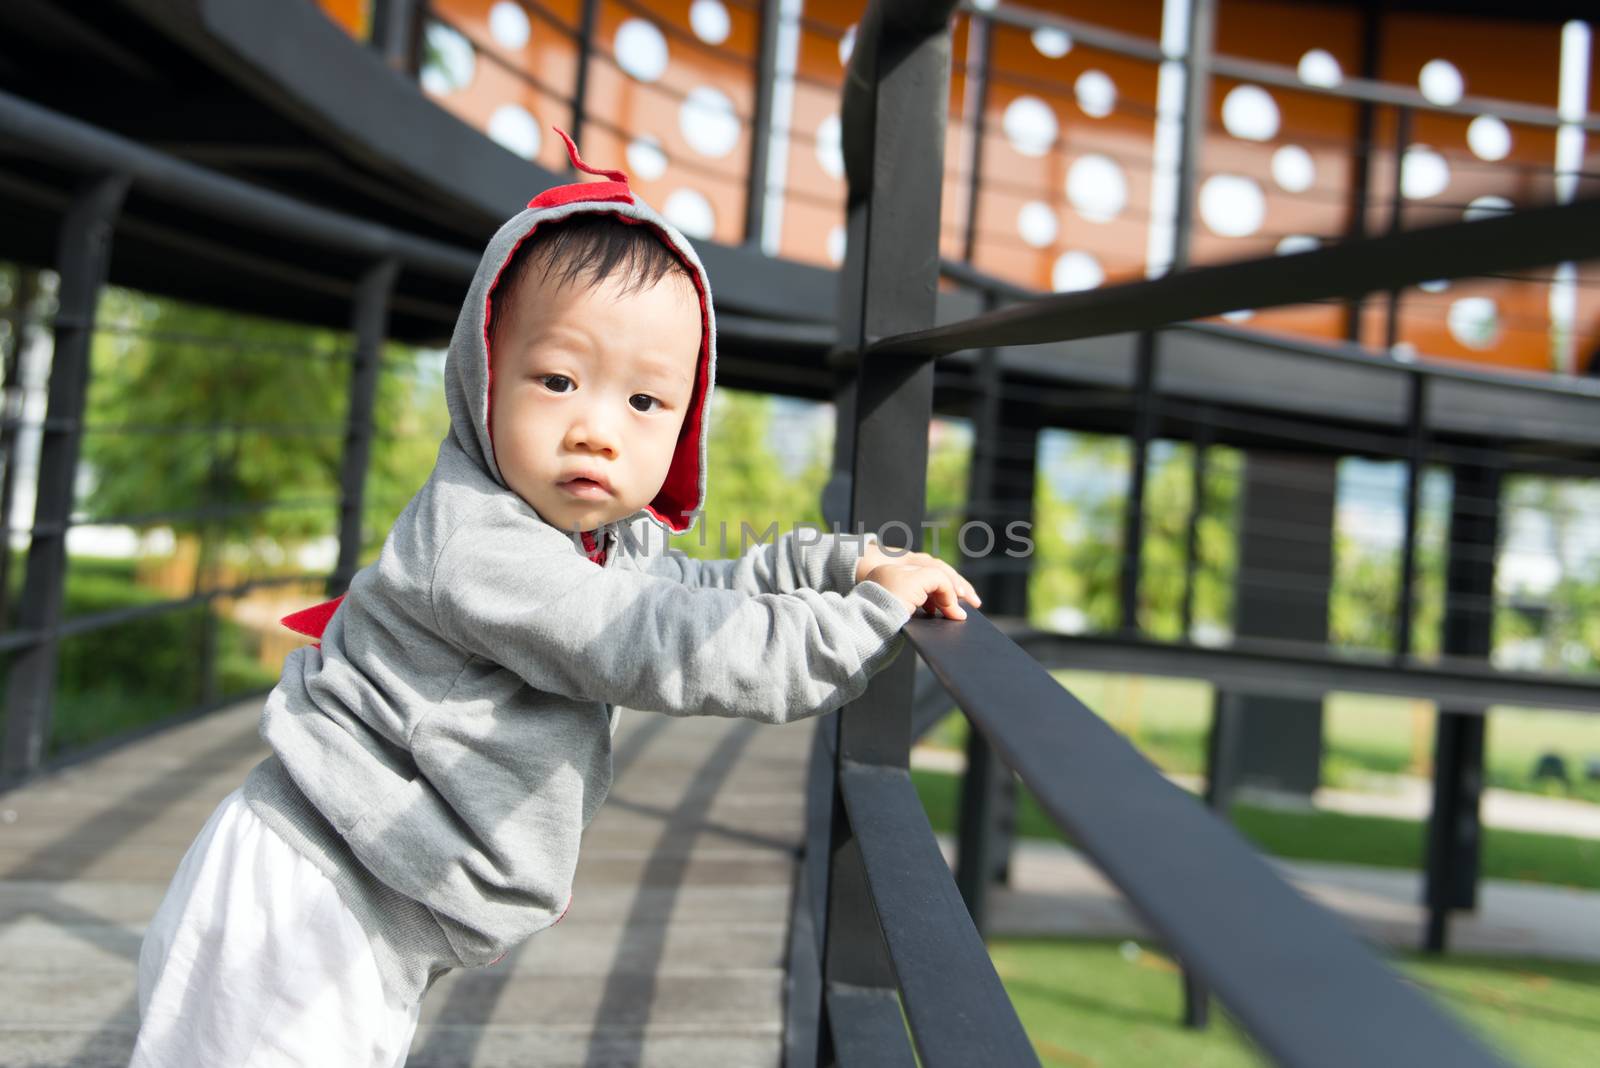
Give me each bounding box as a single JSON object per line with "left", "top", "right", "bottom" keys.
{"left": 0, "top": 88, "right": 476, "bottom": 788}
{"left": 794, "top": 1, "right": 1600, "bottom": 1064}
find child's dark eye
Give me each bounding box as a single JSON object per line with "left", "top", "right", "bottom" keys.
{"left": 630, "top": 394, "right": 662, "bottom": 413}
{"left": 540, "top": 374, "right": 574, "bottom": 393}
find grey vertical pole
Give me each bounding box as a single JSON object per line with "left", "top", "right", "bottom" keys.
{"left": 331, "top": 259, "right": 399, "bottom": 597}
{"left": 1119, "top": 333, "right": 1158, "bottom": 633}
{"left": 817, "top": 4, "right": 955, "bottom": 1063}
{"left": 570, "top": 0, "right": 601, "bottom": 151}
{"left": 745, "top": 0, "right": 783, "bottom": 246}
{"left": 1424, "top": 463, "right": 1499, "bottom": 951}
{"left": 1, "top": 174, "right": 130, "bottom": 782}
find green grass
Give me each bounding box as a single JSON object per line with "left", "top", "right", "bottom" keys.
{"left": 990, "top": 938, "right": 1600, "bottom": 1068}
{"left": 924, "top": 670, "right": 1600, "bottom": 804}
{"left": 911, "top": 767, "right": 1600, "bottom": 890}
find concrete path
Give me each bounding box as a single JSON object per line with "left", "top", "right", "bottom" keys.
{"left": 0, "top": 697, "right": 813, "bottom": 1067}
{"left": 947, "top": 835, "right": 1600, "bottom": 965}
{"left": 912, "top": 744, "right": 1600, "bottom": 839}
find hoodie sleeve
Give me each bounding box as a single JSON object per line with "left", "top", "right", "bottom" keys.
{"left": 431, "top": 513, "right": 912, "bottom": 724}
{"left": 643, "top": 530, "right": 877, "bottom": 596}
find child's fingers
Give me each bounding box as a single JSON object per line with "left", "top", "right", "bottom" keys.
{"left": 921, "top": 572, "right": 967, "bottom": 620}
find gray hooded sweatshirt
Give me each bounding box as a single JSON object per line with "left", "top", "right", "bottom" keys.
{"left": 239, "top": 136, "right": 913, "bottom": 1006}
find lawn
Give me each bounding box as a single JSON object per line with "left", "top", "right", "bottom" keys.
{"left": 911, "top": 767, "right": 1600, "bottom": 890}
{"left": 924, "top": 670, "right": 1600, "bottom": 804}
{"left": 991, "top": 937, "right": 1600, "bottom": 1068}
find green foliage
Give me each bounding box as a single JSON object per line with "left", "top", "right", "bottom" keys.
{"left": 81, "top": 288, "right": 448, "bottom": 569}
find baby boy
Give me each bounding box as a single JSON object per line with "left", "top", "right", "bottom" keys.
{"left": 130, "top": 130, "right": 976, "bottom": 1066}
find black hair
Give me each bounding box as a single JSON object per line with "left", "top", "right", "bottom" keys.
{"left": 488, "top": 213, "right": 695, "bottom": 344}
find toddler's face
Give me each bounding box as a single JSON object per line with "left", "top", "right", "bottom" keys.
{"left": 489, "top": 266, "right": 702, "bottom": 534}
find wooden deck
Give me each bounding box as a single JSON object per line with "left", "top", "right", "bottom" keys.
{"left": 0, "top": 696, "right": 813, "bottom": 1067}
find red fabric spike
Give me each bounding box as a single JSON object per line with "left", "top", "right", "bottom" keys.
{"left": 527, "top": 126, "right": 634, "bottom": 210}
{"left": 280, "top": 594, "right": 345, "bottom": 645}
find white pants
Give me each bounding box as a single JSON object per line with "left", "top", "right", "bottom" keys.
{"left": 130, "top": 787, "right": 422, "bottom": 1067}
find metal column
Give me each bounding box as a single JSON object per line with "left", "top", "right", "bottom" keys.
{"left": 330, "top": 259, "right": 399, "bottom": 597}
{"left": 1423, "top": 462, "right": 1500, "bottom": 951}
{"left": 817, "top": 4, "right": 955, "bottom": 1063}
{"left": 1, "top": 174, "right": 129, "bottom": 781}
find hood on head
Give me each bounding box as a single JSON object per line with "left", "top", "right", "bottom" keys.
{"left": 442, "top": 127, "right": 715, "bottom": 536}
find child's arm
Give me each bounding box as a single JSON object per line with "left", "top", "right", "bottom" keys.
{"left": 432, "top": 512, "right": 951, "bottom": 724}
{"left": 644, "top": 528, "right": 877, "bottom": 597}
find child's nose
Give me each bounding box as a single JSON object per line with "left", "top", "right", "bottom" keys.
{"left": 565, "top": 410, "right": 620, "bottom": 457}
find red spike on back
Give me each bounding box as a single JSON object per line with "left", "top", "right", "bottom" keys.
{"left": 281, "top": 594, "right": 345, "bottom": 641}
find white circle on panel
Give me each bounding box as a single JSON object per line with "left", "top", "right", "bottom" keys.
{"left": 1052, "top": 251, "right": 1104, "bottom": 292}
{"left": 679, "top": 85, "right": 740, "bottom": 158}
{"left": 690, "top": 0, "right": 731, "bottom": 46}
{"left": 1448, "top": 296, "right": 1499, "bottom": 349}
{"left": 1297, "top": 49, "right": 1342, "bottom": 88}
{"left": 615, "top": 18, "right": 669, "bottom": 83}
{"left": 627, "top": 136, "right": 668, "bottom": 181}
{"left": 1420, "top": 278, "right": 1449, "bottom": 293}
{"left": 1400, "top": 145, "right": 1449, "bottom": 199}
{"left": 1275, "top": 234, "right": 1320, "bottom": 256}
{"left": 1222, "top": 308, "right": 1255, "bottom": 322}
{"left": 827, "top": 225, "right": 847, "bottom": 264}
{"left": 1076, "top": 70, "right": 1116, "bottom": 118}
{"left": 839, "top": 24, "right": 856, "bottom": 66}
{"left": 1467, "top": 115, "right": 1511, "bottom": 161}
{"left": 1391, "top": 341, "right": 1418, "bottom": 361}
{"left": 1198, "top": 174, "right": 1266, "bottom": 237}
{"left": 1222, "top": 85, "right": 1280, "bottom": 142}
{"left": 1419, "top": 59, "right": 1464, "bottom": 106}
{"left": 1271, "top": 144, "right": 1315, "bottom": 192}
{"left": 1032, "top": 27, "right": 1072, "bottom": 59}
{"left": 816, "top": 114, "right": 844, "bottom": 179}
{"left": 488, "top": 104, "right": 541, "bottom": 159}
{"left": 971, "top": 0, "right": 998, "bottom": 9}
{"left": 1464, "top": 194, "right": 1512, "bottom": 222}
{"left": 664, "top": 188, "right": 715, "bottom": 239}
{"left": 1066, "top": 153, "right": 1128, "bottom": 223}
{"left": 1017, "top": 201, "right": 1059, "bottom": 248}
{"left": 489, "top": 2, "right": 531, "bottom": 50}
{"left": 421, "top": 22, "right": 475, "bottom": 95}
{"left": 1003, "top": 96, "right": 1057, "bottom": 157}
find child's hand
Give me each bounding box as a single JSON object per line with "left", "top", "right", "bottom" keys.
{"left": 856, "top": 543, "right": 981, "bottom": 606}
{"left": 862, "top": 558, "right": 980, "bottom": 621}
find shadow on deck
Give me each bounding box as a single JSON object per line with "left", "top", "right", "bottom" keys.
{"left": 0, "top": 697, "right": 812, "bottom": 1067}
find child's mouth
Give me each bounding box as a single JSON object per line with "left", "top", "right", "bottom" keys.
{"left": 561, "top": 478, "right": 609, "bottom": 498}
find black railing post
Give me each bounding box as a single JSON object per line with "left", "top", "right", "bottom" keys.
{"left": 0, "top": 267, "right": 40, "bottom": 632}
{"left": 1384, "top": 105, "right": 1413, "bottom": 353}
{"left": 570, "top": 0, "right": 601, "bottom": 153}
{"left": 331, "top": 259, "right": 400, "bottom": 597}
{"left": 953, "top": 288, "right": 1019, "bottom": 931}
{"left": 1179, "top": 406, "right": 1213, "bottom": 640}
{"left": 370, "top": 0, "right": 424, "bottom": 75}
{"left": 959, "top": 11, "right": 993, "bottom": 264}
{"left": 1342, "top": 5, "right": 1382, "bottom": 344}
{"left": 1119, "top": 332, "right": 1159, "bottom": 633}
{"left": 1424, "top": 462, "right": 1500, "bottom": 951}
{"left": 744, "top": 0, "right": 783, "bottom": 247}
{"left": 817, "top": 3, "right": 958, "bottom": 1064}
{"left": 0, "top": 173, "right": 129, "bottom": 782}
{"left": 1396, "top": 371, "right": 1427, "bottom": 659}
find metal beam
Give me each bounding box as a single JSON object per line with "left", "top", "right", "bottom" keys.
{"left": 873, "top": 197, "right": 1600, "bottom": 362}
{"left": 331, "top": 258, "right": 399, "bottom": 596}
